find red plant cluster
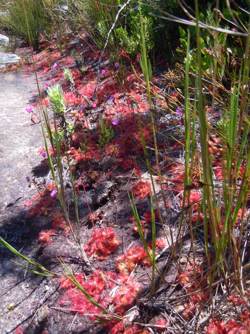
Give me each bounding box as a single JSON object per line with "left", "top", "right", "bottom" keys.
{"left": 38, "top": 229, "right": 56, "bottom": 244}
{"left": 130, "top": 209, "right": 159, "bottom": 234}
{"left": 119, "top": 158, "right": 141, "bottom": 175}
{"left": 116, "top": 245, "right": 150, "bottom": 274}
{"left": 153, "top": 317, "right": 169, "bottom": 332}
{"left": 77, "top": 80, "right": 97, "bottom": 100}
{"left": 84, "top": 227, "right": 120, "bottom": 259}
{"left": 112, "top": 278, "right": 141, "bottom": 314}
{"left": 68, "top": 146, "right": 101, "bottom": 163}
{"left": 60, "top": 273, "right": 85, "bottom": 289}
{"left": 104, "top": 89, "right": 149, "bottom": 119}
{"left": 206, "top": 313, "right": 250, "bottom": 334}
{"left": 15, "top": 326, "right": 24, "bottom": 334}
{"left": 186, "top": 190, "right": 204, "bottom": 224}
{"left": 227, "top": 294, "right": 247, "bottom": 306}
{"left": 155, "top": 238, "right": 168, "bottom": 250}
{"left": 51, "top": 212, "right": 68, "bottom": 231}
{"left": 132, "top": 180, "right": 151, "bottom": 200}
{"left": 23, "top": 184, "right": 56, "bottom": 217}
{"left": 162, "top": 163, "right": 185, "bottom": 193}
{"left": 109, "top": 316, "right": 168, "bottom": 334}
{"left": 88, "top": 211, "right": 102, "bottom": 224}
{"left": 64, "top": 92, "right": 83, "bottom": 106}
{"left": 177, "top": 261, "right": 208, "bottom": 319}
{"left": 60, "top": 270, "right": 140, "bottom": 319}
{"left": 38, "top": 210, "right": 70, "bottom": 245}
{"left": 109, "top": 322, "right": 149, "bottom": 334}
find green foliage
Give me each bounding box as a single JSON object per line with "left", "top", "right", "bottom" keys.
{"left": 48, "top": 84, "right": 66, "bottom": 114}
{"left": 66, "top": 0, "right": 155, "bottom": 57}
{"left": 178, "top": 22, "right": 228, "bottom": 79}
{"left": 115, "top": 9, "right": 154, "bottom": 56}
{"left": 139, "top": 10, "right": 153, "bottom": 86}
{"left": 0, "top": 0, "right": 59, "bottom": 49}
{"left": 64, "top": 68, "right": 74, "bottom": 85}
{"left": 181, "top": 1, "right": 250, "bottom": 283}
{"left": 67, "top": 0, "right": 119, "bottom": 49}
{"left": 98, "top": 118, "right": 114, "bottom": 147}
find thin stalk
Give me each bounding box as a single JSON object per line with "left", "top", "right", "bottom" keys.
{"left": 0, "top": 237, "right": 53, "bottom": 277}
{"left": 195, "top": 0, "right": 221, "bottom": 268}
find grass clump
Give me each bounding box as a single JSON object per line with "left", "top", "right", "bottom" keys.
{"left": 0, "top": 0, "right": 59, "bottom": 49}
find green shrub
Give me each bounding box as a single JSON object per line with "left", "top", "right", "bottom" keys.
{"left": 65, "top": 0, "right": 182, "bottom": 60}
{"left": 98, "top": 118, "right": 114, "bottom": 147}
{"left": 114, "top": 8, "right": 154, "bottom": 56}
{"left": 65, "top": 1, "right": 154, "bottom": 57}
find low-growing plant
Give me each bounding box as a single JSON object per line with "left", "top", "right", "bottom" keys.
{"left": 47, "top": 84, "right": 66, "bottom": 115}
{"left": 98, "top": 118, "right": 114, "bottom": 147}
{"left": 64, "top": 68, "right": 74, "bottom": 86}
{"left": 115, "top": 6, "right": 154, "bottom": 56}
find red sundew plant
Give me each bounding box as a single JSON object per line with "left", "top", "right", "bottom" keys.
{"left": 97, "top": 79, "right": 118, "bottom": 104}
{"left": 227, "top": 294, "right": 247, "bottom": 306}
{"left": 68, "top": 146, "right": 101, "bottom": 163}
{"left": 14, "top": 326, "right": 24, "bottom": 334}
{"left": 64, "top": 92, "right": 82, "bottom": 106}
{"left": 162, "top": 163, "right": 185, "bottom": 193}
{"left": 182, "top": 290, "right": 208, "bottom": 320}
{"left": 183, "top": 190, "right": 203, "bottom": 223}
{"left": 177, "top": 261, "right": 203, "bottom": 289}
{"left": 206, "top": 317, "right": 250, "bottom": 334}
{"left": 84, "top": 227, "right": 120, "bottom": 260}
{"left": 132, "top": 180, "right": 151, "bottom": 200}
{"left": 38, "top": 229, "right": 56, "bottom": 244}
{"left": 60, "top": 270, "right": 113, "bottom": 316}
{"left": 60, "top": 271, "right": 141, "bottom": 320}
{"left": 51, "top": 212, "right": 68, "bottom": 232}
{"left": 105, "top": 143, "right": 121, "bottom": 157}
{"left": 109, "top": 322, "right": 149, "bottom": 334}
{"left": 129, "top": 92, "right": 150, "bottom": 113}
{"left": 155, "top": 238, "right": 168, "bottom": 250}
{"left": 119, "top": 158, "right": 142, "bottom": 176}
{"left": 177, "top": 261, "right": 208, "bottom": 319}
{"left": 188, "top": 190, "right": 202, "bottom": 206}
{"left": 130, "top": 209, "right": 159, "bottom": 234}
{"left": 88, "top": 212, "right": 101, "bottom": 224}
{"left": 78, "top": 81, "right": 97, "bottom": 99}
{"left": 116, "top": 245, "right": 150, "bottom": 274}
{"left": 60, "top": 273, "right": 85, "bottom": 289}
{"left": 71, "top": 131, "right": 86, "bottom": 147}
{"left": 23, "top": 187, "right": 56, "bottom": 218}
{"left": 112, "top": 279, "right": 140, "bottom": 314}
{"left": 153, "top": 317, "right": 169, "bottom": 332}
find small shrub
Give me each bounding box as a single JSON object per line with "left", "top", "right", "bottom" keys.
{"left": 48, "top": 84, "right": 66, "bottom": 115}
{"left": 98, "top": 118, "right": 114, "bottom": 148}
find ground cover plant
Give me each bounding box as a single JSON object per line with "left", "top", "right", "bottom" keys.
{"left": 0, "top": 0, "right": 249, "bottom": 333}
